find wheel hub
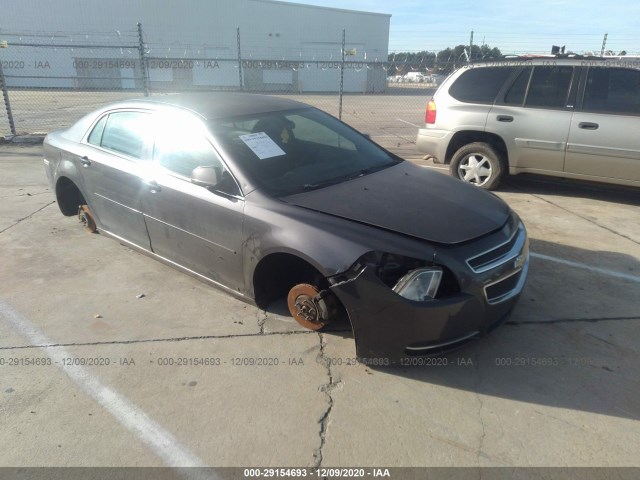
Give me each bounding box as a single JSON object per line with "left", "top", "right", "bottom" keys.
{"left": 287, "top": 283, "right": 333, "bottom": 331}
{"left": 78, "top": 204, "right": 97, "bottom": 233}
{"left": 459, "top": 154, "right": 492, "bottom": 186}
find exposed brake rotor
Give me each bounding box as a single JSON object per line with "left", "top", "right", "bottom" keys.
{"left": 78, "top": 204, "right": 97, "bottom": 233}
{"left": 287, "top": 283, "right": 336, "bottom": 331}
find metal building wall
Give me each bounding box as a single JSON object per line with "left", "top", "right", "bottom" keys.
{"left": 0, "top": 0, "right": 390, "bottom": 92}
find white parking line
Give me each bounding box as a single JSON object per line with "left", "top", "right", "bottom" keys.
{"left": 416, "top": 163, "right": 449, "bottom": 170}
{"left": 0, "top": 299, "right": 217, "bottom": 478}
{"left": 530, "top": 253, "right": 640, "bottom": 283}
{"left": 395, "top": 118, "right": 422, "bottom": 128}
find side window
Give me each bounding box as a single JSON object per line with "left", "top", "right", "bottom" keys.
{"left": 153, "top": 131, "right": 223, "bottom": 178}
{"left": 449, "top": 67, "right": 514, "bottom": 103}
{"left": 504, "top": 67, "right": 532, "bottom": 105}
{"left": 87, "top": 115, "right": 107, "bottom": 146}
{"left": 100, "top": 112, "right": 149, "bottom": 158}
{"left": 525, "top": 66, "right": 573, "bottom": 108}
{"left": 583, "top": 67, "right": 640, "bottom": 115}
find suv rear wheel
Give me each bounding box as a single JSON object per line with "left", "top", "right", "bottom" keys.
{"left": 450, "top": 142, "right": 504, "bottom": 190}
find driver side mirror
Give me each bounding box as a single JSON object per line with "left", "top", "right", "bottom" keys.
{"left": 190, "top": 165, "right": 220, "bottom": 189}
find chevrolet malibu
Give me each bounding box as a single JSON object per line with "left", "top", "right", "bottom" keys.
{"left": 43, "top": 93, "right": 529, "bottom": 364}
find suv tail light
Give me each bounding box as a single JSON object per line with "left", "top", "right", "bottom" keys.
{"left": 426, "top": 99, "right": 436, "bottom": 124}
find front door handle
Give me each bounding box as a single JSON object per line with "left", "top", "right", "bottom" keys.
{"left": 497, "top": 115, "right": 514, "bottom": 122}
{"left": 143, "top": 180, "right": 162, "bottom": 193}
{"left": 578, "top": 122, "right": 599, "bottom": 130}
{"left": 80, "top": 156, "right": 92, "bottom": 167}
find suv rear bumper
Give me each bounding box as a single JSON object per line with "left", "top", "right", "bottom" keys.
{"left": 416, "top": 128, "right": 453, "bottom": 164}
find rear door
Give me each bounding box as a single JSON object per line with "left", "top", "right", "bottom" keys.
{"left": 565, "top": 66, "right": 640, "bottom": 181}
{"left": 487, "top": 65, "right": 577, "bottom": 173}
{"left": 80, "top": 110, "right": 152, "bottom": 249}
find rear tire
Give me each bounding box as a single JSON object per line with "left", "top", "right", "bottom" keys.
{"left": 450, "top": 142, "right": 504, "bottom": 190}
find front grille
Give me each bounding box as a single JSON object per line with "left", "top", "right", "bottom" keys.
{"left": 484, "top": 269, "right": 523, "bottom": 304}
{"left": 467, "top": 226, "right": 520, "bottom": 273}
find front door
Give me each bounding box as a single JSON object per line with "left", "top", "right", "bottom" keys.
{"left": 565, "top": 66, "right": 640, "bottom": 182}
{"left": 140, "top": 118, "right": 245, "bottom": 291}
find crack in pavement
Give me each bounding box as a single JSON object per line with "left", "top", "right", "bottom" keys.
{"left": 257, "top": 310, "right": 267, "bottom": 335}
{"left": 507, "top": 316, "right": 640, "bottom": 326}
{"left": 0, "top": 328, "right": 352, "bottom": 351}
{"left": 313, "top": 332, "right": 340, "bottom": 468}
{"left": 528, "top": 192, "right": 639, "bottom": 246}
{"left": 0, "top": 201, "right": 55, "bottom": 234}
{"left": 0, "top": 190, "right": 50, "bottom": 199}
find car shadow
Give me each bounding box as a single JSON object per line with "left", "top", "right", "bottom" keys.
{"left": 323, "top": 239, "right": 640, "bottom": 421}
{"left": 501, "top": 173, "right": 640, "bottom": 207}
{"left": 263, "top": 297, "right": 354, "bottom": 337}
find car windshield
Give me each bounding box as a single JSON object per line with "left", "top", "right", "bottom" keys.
{"left": 208, "top": 107, "right": 401, "bottom": 196}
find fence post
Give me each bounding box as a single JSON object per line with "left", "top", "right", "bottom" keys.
{"left": 0, "top": 58, "right": 16, "bottom": 136}
{"left": 237, "top": 27, "right": 243, "bottom": 91}
{"left": 137, "top": 22, "right": 150, "bottom": 96}
{"left": 338, "top": 28, "right": 345, "bottom": 120}
{"left": 600, "top": 33, "right": 608, "bottom": 56}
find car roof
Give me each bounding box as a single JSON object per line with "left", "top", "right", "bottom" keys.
{"left": 108, "top": 92, "right": 310, "bottom": 120}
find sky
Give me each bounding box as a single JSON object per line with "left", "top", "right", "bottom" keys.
{"left": 290, "top": 0, "right": 640, "bottom": 55}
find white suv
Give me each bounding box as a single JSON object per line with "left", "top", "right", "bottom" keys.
{"left": 416, "top": 57, "right": 640, "bottom": 189}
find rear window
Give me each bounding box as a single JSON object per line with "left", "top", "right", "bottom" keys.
{"left": 100, "top": 112, "right": 149, "bottom": 159}
{"left": 504, "top": 68, "right": 532, "bottom": 105}
{"left": 525, "top": 66, "right": 573, "bottom": 108}
{"left": 449, "top": 67, "right": 514, "bottom": 103}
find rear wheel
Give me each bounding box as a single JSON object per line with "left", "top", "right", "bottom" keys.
{"left": 450, "top": 142, "right": 504, "bottom": 190}
{"left": 78, "top": 205, "right": 97, "bottom": 233}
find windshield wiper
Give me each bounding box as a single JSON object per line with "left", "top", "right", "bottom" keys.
{"left": 277, "top": 162, "right": 398, "bottom": 197}
{"left": 347, "top": 163, "right": 395, "bottom": 181}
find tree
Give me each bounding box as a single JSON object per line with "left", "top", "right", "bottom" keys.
{"left": 435, "top": 44, "right": 502, "bottom": 73}
{"left": 387, "top": 44, "right": 502, "bottom": 76}
{"left": 386, "top": 51, "right": 436, "bottom": 75}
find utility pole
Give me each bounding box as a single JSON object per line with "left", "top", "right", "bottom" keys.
{"left": 600, "top": 33, "right": 608, "bottom": 56}
{"left": 469, "top": 30, "right": 474, "bottom": 63}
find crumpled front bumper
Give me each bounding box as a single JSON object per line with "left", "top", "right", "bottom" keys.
{"left": 329, "top": 237, "right": 529, "bottom": 365}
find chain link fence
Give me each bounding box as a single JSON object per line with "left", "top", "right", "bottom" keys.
{"left": 0, "top": 25, "right": 459, "bottom": 158}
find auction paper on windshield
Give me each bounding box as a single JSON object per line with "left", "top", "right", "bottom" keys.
{"left": 239, "top": 132, "right": 286, "bottom": 159}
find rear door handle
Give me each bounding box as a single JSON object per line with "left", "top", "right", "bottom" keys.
{"left": 143, "top": 180, "right": 162, "bottom": 193}
{"left": 497, "top": 115, "right": 514, "bottom": 122}
{"left": 80, "top": 156, "right": 92, "bottom": 167}
{"left": 578, "top": 122, "right": 599, "bottom": 130}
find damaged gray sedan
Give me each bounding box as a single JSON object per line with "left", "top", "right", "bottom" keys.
{"left": 43, "top": 93, "right": 529, "bottom": 364}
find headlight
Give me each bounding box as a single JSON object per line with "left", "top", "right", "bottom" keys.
{"left": 392, "top": 267, "right": 443, "bottom": 302}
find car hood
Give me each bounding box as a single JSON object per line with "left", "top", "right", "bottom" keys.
{"left": 283, "top": 162, "right": 510, "bottom": 245}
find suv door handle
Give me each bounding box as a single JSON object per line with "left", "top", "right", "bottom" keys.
{"left": 497, "top": 115, "right": 513, "bottom": 122}
{"left": 143, "top": 180, "right": 162, "bottom": 193}
{"left": 578, "top": 122, "right": 599, "bottom": 130}
{"left": 80, "top": 156, "right": 92, "bottom": 167}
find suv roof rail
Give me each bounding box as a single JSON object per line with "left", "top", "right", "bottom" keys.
{"left": 469, "top": 53, "right": 631, "bottom": 63}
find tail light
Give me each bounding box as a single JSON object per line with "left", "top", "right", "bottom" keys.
{"left": 426, "top": 99, "right": 436, "bottom": 124}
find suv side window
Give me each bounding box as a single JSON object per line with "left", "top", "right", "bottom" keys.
{"left": 449, "top": 67, "right": 514, "bottom": 103}
{"left": 504, "top": 67, "right": 532, "bottom": 105}
{"left": 525, "top": 66, "right": 573, "bottom": 108}
{"left": 583, "top": 67, "right": 640, "bottom": 115}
